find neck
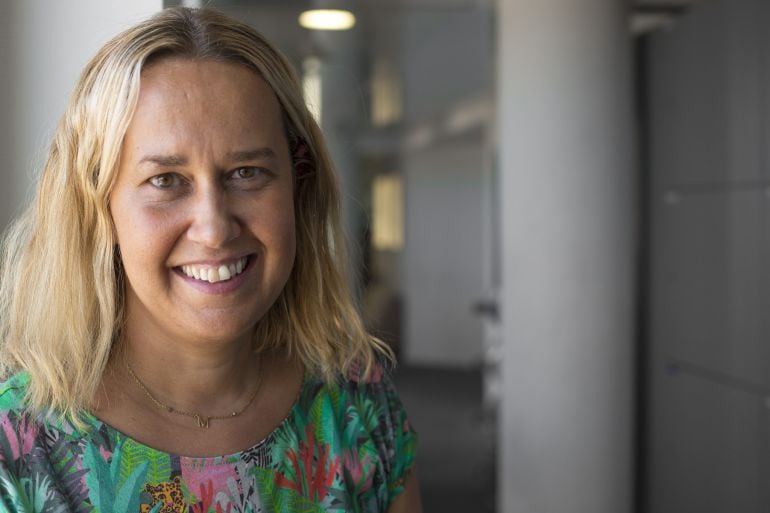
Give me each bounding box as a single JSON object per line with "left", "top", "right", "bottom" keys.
{"left": 111, "top": 321, "right": 263, "bottom": 415}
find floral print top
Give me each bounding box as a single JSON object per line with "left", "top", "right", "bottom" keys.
{"left": 0, "top": 364, "right": 417, "bottom": 513}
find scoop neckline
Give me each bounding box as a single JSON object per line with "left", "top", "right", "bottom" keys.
{"left": 81, "top": 371, "right": 314, "bottom": 463}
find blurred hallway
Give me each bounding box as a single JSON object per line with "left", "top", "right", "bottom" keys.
{"left": 394, "top": 366, "right": 496, "bottom": 513}
{"left": 3, "top": 0, "right": 755, "bottom": 511}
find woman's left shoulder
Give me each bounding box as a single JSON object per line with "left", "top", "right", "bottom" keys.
{"left": 299, "top": 359, "right": 416, "bottom": 443}
{"left": 319, "top": 360, "right": 408, "bottom": 417}
{"left": 287, "top": 359, "right": 417, "bottom": 508}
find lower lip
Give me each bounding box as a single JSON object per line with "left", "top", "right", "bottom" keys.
{"left": 173, "top": 256, "right": 255, "bottom": 295}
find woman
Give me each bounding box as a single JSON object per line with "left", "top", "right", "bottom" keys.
{"left": 0, "top": 7, "right": 420, "bottom": 513}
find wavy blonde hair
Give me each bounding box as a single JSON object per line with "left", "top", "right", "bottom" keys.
{"left": 0, "top": 7, "right": 392, "bottom": 420}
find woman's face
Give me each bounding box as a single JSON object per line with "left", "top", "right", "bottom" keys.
{"left": 110, "top": 58, "right": 296, "bottom": 347}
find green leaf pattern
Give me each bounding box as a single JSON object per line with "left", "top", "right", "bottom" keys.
{"left": 0, "top": 367, "right": 416, "bottom": 512}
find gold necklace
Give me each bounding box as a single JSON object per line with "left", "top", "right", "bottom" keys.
{"left": 125, "top": 358, "right": 263, "bottom": 429}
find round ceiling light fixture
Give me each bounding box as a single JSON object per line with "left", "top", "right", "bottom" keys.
{"left": 298, "top": 9, "right": 356, "bottom": 31}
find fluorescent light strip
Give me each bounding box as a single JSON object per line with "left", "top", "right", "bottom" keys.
{"left": 298, "top": 9, "right": 356, "bottom": 31}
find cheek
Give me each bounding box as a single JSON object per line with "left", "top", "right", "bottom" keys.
{"left": 112, "top": 202, "right": 180, "bottom": 276}
{"left": 247, "top": 188, "right": 296, "bottom": 248}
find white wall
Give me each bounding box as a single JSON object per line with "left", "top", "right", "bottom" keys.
{"left": 402, "top": 138, "right": 486, "bottom": 366}
{"left": 401, "top": 9, "right": 491, "bottom": 122}
{"left": 497, "top": 1, "right": 635, "bottom": 512}
{"left": 0, "top": 2, "right": 14, "bottom": 228}
{"left": 1, "top": 0, "right": 162, "bottom": 229}
{"left": 398, "top": 6, "right": 494, "bottom": 367}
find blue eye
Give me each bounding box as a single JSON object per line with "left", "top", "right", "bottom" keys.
{"left": 149, "top": 174, "right": 178, "bottom": 188}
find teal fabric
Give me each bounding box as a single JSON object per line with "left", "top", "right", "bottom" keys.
{"left": 0, "top": 365, "right": 416, "bottom": 512}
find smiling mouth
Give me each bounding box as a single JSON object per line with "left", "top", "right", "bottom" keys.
{"left": 179, "top": 256, "right": 250, "bottom": 284}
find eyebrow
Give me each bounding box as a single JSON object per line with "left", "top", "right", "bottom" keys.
{"left": 138, "top": 147, "right": 277, "bottom": 167}
{"left": 227, "top": 148, "right": 277, "bottom": 161}
{"left": 139, "top": 154, "right": 187, "bottom": 167}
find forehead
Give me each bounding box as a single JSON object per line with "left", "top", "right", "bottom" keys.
{"left": 122, "top": 58, "right": 285, "bottom": 157}
{"left": 139, "top": 57, "right": 279, "bottom": 111}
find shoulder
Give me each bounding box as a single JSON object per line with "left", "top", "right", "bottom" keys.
{"left": 296, "top": 361, "right": 418, "bottom": 504}
{"left": 0, "top": 372, "right": 32, "bottom": 418}
{"left": 344, "top": 361, "right": 414, "bottom": 435}
{"left": 344, "top": 358, "right": 388, "bottom": 385}
{"left": 301, "top": 360, "right": 409, "bottom": 424}
{"left": 0, "top": 373, "right": 91, "bottom": 512}
{"left": 0, "top": 372, "right": 71, "bottom": 430}
{"left": 340, "top": 361, "right": 414, "bottom": 438}
{"left": 0, "top": 371, "right": 83, "bottom": 450}
{"left": 0, "top": 372, "right": 55, "bottom": 450}
{"left": 0, "top": 373, "right": 45, "bottom": 475}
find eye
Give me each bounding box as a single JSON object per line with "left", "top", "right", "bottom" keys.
{"left": 148, "top": 173, "right": 179, "bottom": 189}
{"left": 231, "top": 167, "right": 261, "bottom": 180}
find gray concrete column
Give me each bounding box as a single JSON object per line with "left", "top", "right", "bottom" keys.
{"left": 1, "top": 0, "right": 161, "bottom": 230}
{"left": 497, "top": 1, "right": 636, "bottom": 512}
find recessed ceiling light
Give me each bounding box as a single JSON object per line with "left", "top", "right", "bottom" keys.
{"left": 298, "top": 9, "right": 356, "bottom": 31}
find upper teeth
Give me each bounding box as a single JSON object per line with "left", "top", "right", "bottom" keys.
{"left": 181, "top": 257, "right": 248, "bottom": 283}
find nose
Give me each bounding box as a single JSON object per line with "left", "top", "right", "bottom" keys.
{"left": 186, "top": 186, "right": 241, "bottom": 248}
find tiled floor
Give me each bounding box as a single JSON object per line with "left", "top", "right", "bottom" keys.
{"left": 393, "top": 366, "right": 497, "bottom": 513}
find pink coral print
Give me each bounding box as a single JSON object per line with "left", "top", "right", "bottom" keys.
{"left": 0, "top": 413, "right": 18, "bottom": 460}
{"left": 0, "top": 412, "right": 38, "bottom": 460}
{"left": 275, "top": 424, "right": 341, "bottom": 501}
{"left": 181, "top": 458, "right": 238, "bottom": 497}
{"left": 191, "top": 479, "right": 214, "bottom": 513}
{"left": 17, "top": 416, "right": 36, "bottom": 458}
{"left": 343, "top": 449, "right": 374, "bottom": 493}
{"left": 215, "top": 501, "right": 232, "bottom": 513}
{"left": 348, "top": 361, "right": 384, "bottom": 384}
{"left": 98, "top": 446, "right": 113, "bottom": 462}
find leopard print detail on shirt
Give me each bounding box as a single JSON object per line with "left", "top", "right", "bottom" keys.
{"left": 140, "top": 476, "right": 185, "bottom": 513}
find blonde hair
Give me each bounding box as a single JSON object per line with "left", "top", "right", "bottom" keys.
{"left": 0, "top": 7, "right": 392, "bottom": 420}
